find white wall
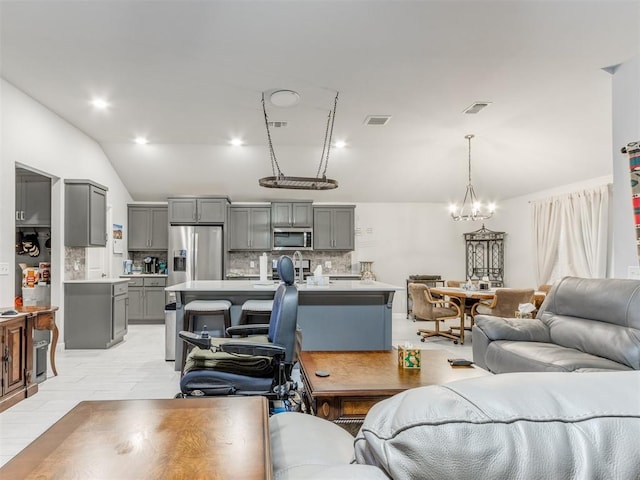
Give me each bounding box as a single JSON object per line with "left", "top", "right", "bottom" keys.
{"left": 612, "top": 55, "right": 640, "bottom": 277}
{"left": 0, "top": 80, "right": 132, "bottom": 331}
{"left": 353, "top": 203, "right": 464, "bottom": 313}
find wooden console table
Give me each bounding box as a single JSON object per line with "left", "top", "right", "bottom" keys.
{"left": 14, "top": 305, "right": 59, "bottom": 376}
{"left": 0, "top": 397, "right": 273, "bottom": 479}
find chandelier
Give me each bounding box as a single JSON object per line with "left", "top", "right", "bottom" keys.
{"left": 449, "top": 134, "right": 495, "bottom": 221}
{"left": 259, "top": 90, "right": 339, "bottom": 190}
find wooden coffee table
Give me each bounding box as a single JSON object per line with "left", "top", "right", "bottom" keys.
{"left": 299, "top": 350, "right": 489, "bottom": 426}
{"left": 0, "top": 397, "right": 273, "bottom": 480}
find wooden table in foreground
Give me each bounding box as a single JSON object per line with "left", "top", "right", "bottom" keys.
{"left": 0, "top": 397, "right": 273, "bottom": 480}
{"left": 299, "top": 350, "right": 490, "bottom": 426}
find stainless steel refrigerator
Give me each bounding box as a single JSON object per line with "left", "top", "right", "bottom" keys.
{"left": 168, "top": 225, "right": 223, "bottom": 286}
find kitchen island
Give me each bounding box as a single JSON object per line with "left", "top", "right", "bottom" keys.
{"left": 166, "top": 280, "right": 400, "bottom": 371}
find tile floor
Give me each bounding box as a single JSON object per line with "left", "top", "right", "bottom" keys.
{"left": 0, "top": 313, "right": 473, "bottom": 467}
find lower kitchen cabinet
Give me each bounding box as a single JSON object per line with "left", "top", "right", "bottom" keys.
{"left": 64, "top": 280, "right": 129, "bottom": 349}
{"left": 0, "top": 314, "right": 36, "bottom": 413}
{"left": 124, "top": 276, "right": 167, "bottom": 324}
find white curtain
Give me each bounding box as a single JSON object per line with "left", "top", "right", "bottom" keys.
{"left": 532, "top": 196, "right": 563, "bottom": 286}
{"left": 531, "top": 185, "right": 610, "bottom": 285}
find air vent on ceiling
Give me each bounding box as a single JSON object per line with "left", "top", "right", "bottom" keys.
{"left": 463, "top": 102, "right": 492, "bottom": 114}
{"left": 268, "top": 121, "right": 288, "bottom": 128}
{"left": 364, "top": 115, "right": 392, "bottom": 126}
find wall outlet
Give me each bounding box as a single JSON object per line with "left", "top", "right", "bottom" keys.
{"left": 250, "top": 261, "right": 255, "bottom": 268}
{"left": 0, "top": 263, "right": 8, "bottom": 276}
{"left": 324, "top": 261, "right": 331, "bottom": 269}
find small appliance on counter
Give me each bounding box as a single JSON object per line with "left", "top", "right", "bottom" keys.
{"left": 143, "top": 256, "right": 160, "bottom": 274}
{"left": 123, "top": 260, "right": 133, "bottom": 274}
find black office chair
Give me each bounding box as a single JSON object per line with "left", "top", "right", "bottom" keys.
{"left": 178, "top": 255, "right": 300, "bottom": 403}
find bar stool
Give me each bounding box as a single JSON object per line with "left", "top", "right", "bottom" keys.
{"left": 238, "top": 299, "right": 274, "bottom": 325}
{"left": 181, "top": 300, "right": 232, "bottom": 370}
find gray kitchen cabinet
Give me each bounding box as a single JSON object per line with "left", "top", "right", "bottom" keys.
{"left": 168, "top": 197, "right": 229, "bottom": 224}
{"left": 128, "top": 205, "right": 168, "bottom": 250}
{"left": 271, "top": 202, "right": 313, "bottom": 227}
{"left": 123, "top": 276, "right": 167, "bottom": 324}
{"left": 15, "top": 172, "right": 51, "bottom": 226}
{"left": 228, "top": 206, "right": 271, "bottom": 251}
{"left": 313, "top": 206, "right": 355, "bottom": 250}
{"left": 64, "top": 280, "right": 128, "bottom": 349}
{"left": 64, "top": 180, "right": 108, "bottom": 247}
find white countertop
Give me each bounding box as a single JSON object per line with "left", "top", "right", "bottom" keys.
{"left": 64, "top": 278, "right": 129, "bottom": 284}
{"left": 166, "top": 279, "right": 401, "bottom": 292}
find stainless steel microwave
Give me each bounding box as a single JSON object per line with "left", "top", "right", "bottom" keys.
{"left": 273, "top": 228, "right": 313, "bottom": 251}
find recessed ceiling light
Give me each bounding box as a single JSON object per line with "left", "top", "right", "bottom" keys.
{"left": 134, "top": 137, "right": 148, "bottom": 145}
{"left": 230, "top": 138, "right": 244, "bottom": 147}
{"left": 91, "top": 98, "right": 109, "bottom": 109}
{"left": 269, "top": 90, "right": 300, "bottom": 107}
{"left": 334, "top": 140, "right": 347, "bottom": 149}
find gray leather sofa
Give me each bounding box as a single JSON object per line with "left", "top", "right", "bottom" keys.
{"left": 270, "top": 371, "right": 640, "bottom": 479}
{"left": 472, "top": 276, "right": 640, "bottom": 373}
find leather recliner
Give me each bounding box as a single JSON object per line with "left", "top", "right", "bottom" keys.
{"left": 472, "top": 276, "right": 640, "bottom": 373}
{"left": 269, "top": 370, "right": 640, "bottom": 479}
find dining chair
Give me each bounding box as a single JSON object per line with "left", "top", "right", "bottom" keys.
{"left": 534, "top": 284, "right": 552, "bottom": 310}
{"left": 408, "top": 283, "right": 464, "bottom": 344}
{"left": 471, "top": 288, "right": 535, "bottom": 318}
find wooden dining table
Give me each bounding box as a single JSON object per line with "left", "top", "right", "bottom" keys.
{"left": 428, "top": 287, "right": 547, "bottom": 343}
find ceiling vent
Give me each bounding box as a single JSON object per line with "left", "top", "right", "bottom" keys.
{"left": 364, "top": 115, "right": 392, "bottom": 126}
{"left": 267, "top": 121, "right": 288, "bottom": 128}
{"left": 463, "top": 102, "right": 492, "bottom": 114}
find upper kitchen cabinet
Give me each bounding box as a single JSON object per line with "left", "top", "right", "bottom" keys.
{"left": 168, "top": 197, "right": 230, "bottom": 224}
{"left": 65, "top": 180, "right": 108, "bottom": 247}
{"left": 313, "top": 206, "right": 355, "bottom": 251}
{"left": 128, "top": 205, "right": 168, "bottom": 251}
{"left": 228, "top": 205, "right": 271, "bottom": 251}
{"left": 271, "top": 202, "right": 313, "bottom": 227}
{"left": 15, "top": 171, "right": 51, "bottom": 226}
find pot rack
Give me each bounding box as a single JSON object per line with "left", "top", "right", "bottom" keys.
{"left": 259, "top": 91, "right": 339, "bottom": 190}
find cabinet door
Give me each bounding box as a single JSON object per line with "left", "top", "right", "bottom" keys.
{"left": 127, "top": 287, "right": 144, "bottom": 320}
{"left": 228, "top": 207, "right": 251, "bottom": 250}
{"left": 149, "top": 207, "right": 168, "bottom": 249}
{"left": 332, "top": 207, "right": 355, "bottom": 250}
{"left": 271, "top": 203, "right": 292, "bottom": 227}
{"left": 17, "top": 175, "right": 51, "bottom": 226}
{"left": 128, "top": 207, "right": 151, "bottom": 250}
{"left": 197, "top": 198, "right": 227, "bottom": 223}
{"left": 292, "top": 203, "right": 312, "bottom": 227}
{"left": 250, "top": 207, "right": 272, "bottom": 250}
{"left": 168, "top": 199, "right": 197, "bottom": 223}
{"left": 3, "top": 319, "right": 26, "bottom": 395}
{"left": 113, "top": 294, "right": 128, "bottom": 340}
{"left": 144, "top": 288, "right": 166, "bottom": 320}
{"left": 313, "top": 208, "right": 334, "bottom": 250}
{"left": 89, "top": 185, "right": 107, "bottom": 246}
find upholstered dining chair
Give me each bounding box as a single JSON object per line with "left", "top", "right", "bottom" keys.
{"left": 534, "top": 284, "right": 553, "bottom": 310}
{"left": 471, "top": 288, "right": 535, "bottom": 318}
{"left": 408, "top": 283, "right": 463, "bottom": 344}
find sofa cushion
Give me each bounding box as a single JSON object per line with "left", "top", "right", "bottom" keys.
{"left": 354, "top": 371, "right": 640, "bottom": 480}
{"left": 269, "top": 412, "right": 390, "bottom": 480}
{"left": 485, "top": 340, "right": 632, "bottom": 373}
{"left": 538, "top": 277, "right": 640, "bottom": 369}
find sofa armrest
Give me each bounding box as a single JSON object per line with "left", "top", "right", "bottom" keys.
{"left": 473, "top": 315, "right": 551, "bottom": 342}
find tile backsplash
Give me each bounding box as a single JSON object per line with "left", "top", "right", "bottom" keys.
{"left": 228, "top": 251, "right": 357, "bottom": 276}
{"left": 64, "top": 247, "right": 86, "bottom": 280}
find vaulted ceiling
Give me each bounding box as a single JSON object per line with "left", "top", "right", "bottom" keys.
{"left": 1, "top": 1, "right": 638, "bottom": 203}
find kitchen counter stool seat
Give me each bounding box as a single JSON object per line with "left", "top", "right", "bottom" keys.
{"left": 238, "top": 299, "right": 274, "bottom": 325}
{"left": 182, "top": 300, "right": 232, "bottom": 370}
